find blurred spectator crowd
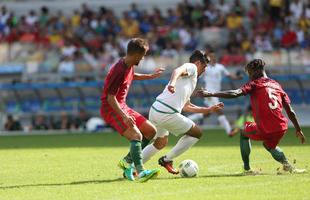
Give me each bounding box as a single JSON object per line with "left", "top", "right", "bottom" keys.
{"left": 0, "top": 0, "right": 309, "bottom": 73}
{"left": 3, "top": 108, "right": 106, "bottom": 132}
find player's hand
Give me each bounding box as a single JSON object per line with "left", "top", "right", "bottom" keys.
{"left": 296, "top": 130, "right": 306, "bottom": 144}
{"left": 168, "top": 84, "right": 176, "bottom": 93}
{"left": 209, "top": 102, "right": 224, "bottom": 113}
{"left": 195, "top": 89, "right": 212, "bottom": 97}
{"left": 151, "top": 67, "right": 165, "bottom": 79}
{"left": 122, "top": 114, "right": 136, "bottom": 128}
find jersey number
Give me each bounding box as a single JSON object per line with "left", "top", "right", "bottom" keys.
{"left": 267, "top": 88, "right": 278, "bottom": 109}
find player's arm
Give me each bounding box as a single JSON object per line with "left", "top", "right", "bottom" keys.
{"left": 283, "top": 100, "right": 306, "bottom": 144}
{"left": 196, "top": 88, "right": 244, "bottom": 99}
{"left": 107, "top": 94, "right": 135, "bottom": 128}
{"left": 133, "top": 68, "right": 165, "bottom": 80}
{"left": 168, "top": 65, "right": 190, "bottom": 93}
{"left": 227, "top": 73, "right": 243, "bottom": 80}
{"left": 182, "top": 101, "right": 224, "bottom": 115}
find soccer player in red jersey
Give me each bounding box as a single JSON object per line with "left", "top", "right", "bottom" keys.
{"left": 100, "top": 38, "right": 164, "bottom": 182}
{"left": 196, "top": 59, "right": 306, "bottom": 174}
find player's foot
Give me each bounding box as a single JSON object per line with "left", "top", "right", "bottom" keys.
{"left": 124, "top": 166, "right": 135, "bottom": 181}
{"left": 228, "top": 127, "right": 240, "bottom": 137}
{"left": 138, "top": 168, "right": 160, "bottom": 183}
{"left": 158, "top": 156, "right": 179, "bottom": 174}
{"left": 122, "top": 170, "right": 138, "bottom": 178}
{"left": 242, "top": 169, "right": 260, "bottom": 175}
{"left": 118, "top": 158, "right": 130, "bottom": 170}
{"left": 118, "top": 159, "right": 135, "bottom": 181}
{"left": 283, "top": 163, "right": 307, "bottom": 174}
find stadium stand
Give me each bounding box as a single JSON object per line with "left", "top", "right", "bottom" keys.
{"left": 0, "top": 0, "right": 310, "bottom": 131}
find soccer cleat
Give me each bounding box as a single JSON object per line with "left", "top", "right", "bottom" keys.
{"left": 242, "top": 169, "right": 260, "bottom": 175}
{"left": 158, "top": 156, "right": 179, "bottom": 174}
{"left": 138, "top": 168, "right": 160, "bottom": 183}
{"left": 283, "top": 163, "right": 307, "bottom": 174}
{"left": 124, "top": 166, "right": 135, "bottom": 181}
{"left": 118, "top": 159, "right": 135, "bottom": 181}
{"left": 118, "top": 158, "right": 131, "bottom": 170}
{"left": 228, "top": 127, "right": 240, "bottom": 137}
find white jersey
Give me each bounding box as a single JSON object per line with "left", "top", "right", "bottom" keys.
{"left": 203, "top": 63, "right": 229, "bottom": 92}
{"left": 154, "top": 63, "right": 197, "bottom": 113}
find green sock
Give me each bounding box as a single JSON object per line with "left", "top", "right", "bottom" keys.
{"left": 123, "top": 137, "right": 150, "bottom": 164}
{"left": 264, "top": 144, "right": 288, "bottom": 164}
{"left": 130, "top": 140, "right": 144, "bottom": 173}
{"left": 240, "top": 134, "right": 251, "bottom": 170}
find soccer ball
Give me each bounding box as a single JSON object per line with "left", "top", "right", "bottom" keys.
{"left": 179, "top": 159, "right": 199, "bottom": 178}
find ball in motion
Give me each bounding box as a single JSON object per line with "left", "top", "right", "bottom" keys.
{"left": 179, "top": 159, "right": 199, "bottom": 178}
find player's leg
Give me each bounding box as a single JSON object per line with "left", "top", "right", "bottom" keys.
{"left": 123, "top": 119, "right": 156, "bottom": 164}
{"left": 159, "top": 115, "right": 201, "bottom": 174}
{"left": 122, "top": 107, "right": 156, "bottom": 163}
{"left": 106, "top": 109, "right": 158, "bottom": 182}
{"left": 165, "top": 124, "right": 201, "bottom": 161}
{"left": 240, "top": 122, "right": 262, "bottom": 173}
{"left": 263, "top": 133, "right": 306, "bottom": 174}
{"left": 207, "top": 97, "right": 232, "bottom": 135}
{"left": 240, "top": 132, "right": 252, "bottom": 171}
{"left": 217, "top": 112, "right": 232, "bottom": 136}
{"left": 142, "top": 136, "right": 168, "bottom": 163}
{"left": 122, "top": 127, "right": 160, "bottom": 182}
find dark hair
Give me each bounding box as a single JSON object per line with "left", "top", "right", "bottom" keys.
{"left": 189, "top": 50, "right": 210, "bottom": 64}
{"left": 245, "top": 59, "right": 265, "bottom": 72}
{"left": 127, "top": 38, "right": 149, "bottom": 55}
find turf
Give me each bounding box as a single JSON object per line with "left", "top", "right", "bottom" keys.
{"left": 0, "top": 128, "right": 309, "bottom": 200}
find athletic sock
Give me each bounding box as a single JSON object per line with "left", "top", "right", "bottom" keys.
{"left": 188, "top": 113, "right": 204, "bottom": 122}
{"left": 165, "top": 135, "right": 199, "bottom": 161}
{"left": 124, "top": 137, "right": 150, "bottom": 163}
{"left": 218, "top": 115, "right": 231, "bottom": 135}
{"left": 264, "top": 145, "right": 288, "bottom": 164}
{"left": 240, "top": 134, "right": 251, "bottom": 170}
{"left": 130, "top": 140, "right": 144, "bottom": 173}
{"left": 142, "top": 143, "right": 160, "bottom": 163}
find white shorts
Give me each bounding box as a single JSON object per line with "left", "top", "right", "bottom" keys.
{"left": 204, "top": 97, "right": 219, "bottom": 106}
{"left": 149, "top": 107, "right": 195, "bottom": 138}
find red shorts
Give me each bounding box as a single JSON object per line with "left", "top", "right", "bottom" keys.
{"left": 243, "top": 122, "right": 286, "bottom": 149}
{"left": 100, "top": 104, "right": 146, "bottom": 135}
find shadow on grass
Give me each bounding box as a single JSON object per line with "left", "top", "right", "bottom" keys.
{"left": 0, "top": 178, "right": 125, "bottom": 190}
{"left": 156, "top": 172, "right": 269, "bottom": 181}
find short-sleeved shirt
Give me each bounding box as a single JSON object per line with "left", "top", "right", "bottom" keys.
{"left": 203, "top": 63, "right": 230, "bottom": 92}
{"left": 101, "top": 58, "right": 134, "bottom": 110}
{"left": 241, "top": 77, "right": 290, "bottom": 134}
{"left": 154, "top": 63, "right": 198, "bottom": 113}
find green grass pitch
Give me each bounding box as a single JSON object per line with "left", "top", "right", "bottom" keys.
{"left": 0, "top": 128, "right": 309, "bottom": 200}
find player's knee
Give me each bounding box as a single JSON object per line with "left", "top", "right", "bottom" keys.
{"left": 240, "top": 133, "right": 249, "bottom": 140}
{"left": 186, "top": 125, "right": 202, "bottom": 139}
{"left": 153, "top": 137, "right": 168, "bottom": 150}
{"left": 140, "top": 121, "right": 157, "bottom": 140}
{"left": 131, "top": 131, "right": 143, "bottom": 141}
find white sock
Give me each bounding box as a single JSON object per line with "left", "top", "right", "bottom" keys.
{"left": 218, "top": 115, "right": 231, "bottom": 135}
{"left": 165, "top": 135, "right": 199, "bottom": 161}
{"left": 142, "top": 143, "right": 160, "bottom": 164}
{"left": 188, "top": 113, "right": 204, "bottom": 122}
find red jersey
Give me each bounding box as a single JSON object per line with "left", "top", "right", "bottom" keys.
{"left": 241, "top": 77, "right": 291, "bottom": 134}
{"left": 101, "top": 58, "right": 134, "bottom": 109}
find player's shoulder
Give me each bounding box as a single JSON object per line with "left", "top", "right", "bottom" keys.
{"left": 183, "top": 62, "right": 197, "bottom": 72}
{"left": 111, "top": 59, "right": 127, "bottom": 72}
{"left": 183, "top": 62, "right": 196, "bottom": 68}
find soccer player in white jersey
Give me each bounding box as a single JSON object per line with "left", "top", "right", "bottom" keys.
{"left": 142, "top": 50, "right": 224, "bottom": 174}
{"left": 189, "top": 49, "right": 242, "bottom": 137}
